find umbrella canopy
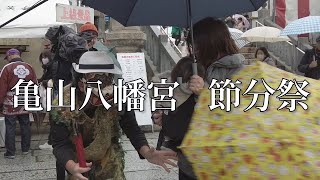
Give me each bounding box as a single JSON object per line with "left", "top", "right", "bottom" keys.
{"left": 83, "top": 0, "right": 267, "bottom": 75}
{"left": 281, "top": 16, "right": 320, "bottom": 36}
{"left": 229, "top": 28, "right": 250, "bottom": 49}
{"left": 241, "top": 26, "right": 290, "bottom": 43}
{"left": 82, "top": 0, "right": 268, "bottom": 27}
{"left": 180, "top": 61, "right": 320, "bottom": 179}
{"left": 0, "top": 0, "right": 76, "bottom": 38}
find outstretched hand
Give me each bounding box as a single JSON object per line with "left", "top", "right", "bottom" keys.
{"left": 142, "top": 146, "right": 178, "bottom": 172}
{"left": 66, "top": 160, "right": 92, "bottom": 180}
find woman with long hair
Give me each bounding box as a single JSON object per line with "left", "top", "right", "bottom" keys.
{"left": 152, "top": 17, "right": 246, "bottom": 179}
{"left": 187, "top": 17, "right": 245, "bottom": 95}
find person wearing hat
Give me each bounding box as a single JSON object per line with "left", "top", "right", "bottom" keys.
{"left": 79, "top": 22, "right": 99, "bottom": 51}
{"left": 50, "top": 51, "right": 177, "bottom": 180}
{"left": 298, "top": 36, "right": 320, "bottom": 79}
{"left": 0, "top": 48, "right": 37, "bottom": 159}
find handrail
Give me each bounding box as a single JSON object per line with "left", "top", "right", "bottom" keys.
{"left": 255, "top": 21, "right": 264, "bottom": 27}
{"left": 158, "top": 26, "right": 183, "bottom": 57}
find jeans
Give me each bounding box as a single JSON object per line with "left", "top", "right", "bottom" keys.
{"left": 5, "top": 114, "right": 31, "bottom": 155}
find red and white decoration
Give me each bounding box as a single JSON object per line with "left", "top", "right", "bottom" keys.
{"left": 276, "top": 0, "right": 320, "bottom": 28}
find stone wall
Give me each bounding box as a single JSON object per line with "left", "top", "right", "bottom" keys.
{"left": 142, "top": 26, "right": 181, "bottom": 81}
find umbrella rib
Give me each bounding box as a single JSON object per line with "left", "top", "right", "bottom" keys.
{"left": 125, "top": 0, "right": 139, "bottom": 26}
{"left": 249, "top": 0, "right": 257, "bottom": 9}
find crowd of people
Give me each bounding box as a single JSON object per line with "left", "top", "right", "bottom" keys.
{"left": 0, "top": 22, "right": 178, "bottom": 180}
{"left": 0, "top": 14, "right": 319, "bottom": 180}
{"left": 169, "top": 14, "right": 251, "bottom": 52}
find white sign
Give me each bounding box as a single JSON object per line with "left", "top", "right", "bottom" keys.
{"left": 56, "top": 4, "right": 94, "bottom": 24}
{"left": 117, "top": 53, "right": 153, "bottom": 126}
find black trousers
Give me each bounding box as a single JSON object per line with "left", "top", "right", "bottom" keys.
{"left": 56, "top": 161, "right": 66, "bottom": 180}
{"left": 179, "top": 169, "right": 197, "bottom": 180}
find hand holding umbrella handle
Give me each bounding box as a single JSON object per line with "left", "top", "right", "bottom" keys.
{"left": 177, "top": 77, "right": 193, "bottom": 95}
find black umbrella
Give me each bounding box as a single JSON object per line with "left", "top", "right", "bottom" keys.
{"left": 83, "top": 0, "right": 268, "bottom": 74}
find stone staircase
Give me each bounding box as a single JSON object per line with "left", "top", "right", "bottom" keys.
{"left": 239, "top": 46, "right": 286, "bottom": 70}
{"left": 240, "top": 46, "right": 257, "bottom": 65}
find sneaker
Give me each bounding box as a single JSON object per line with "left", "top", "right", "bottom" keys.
{"left": 39, "top": 142, "right": 53, "bottom": 150}
{"left": 4, "top": 152, "right": 15, "bottom": 159}
{"left": 22, "top": 151, "right": 29, "bottom": 155}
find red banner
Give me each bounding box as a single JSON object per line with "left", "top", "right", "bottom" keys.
{"left": 276, "top": 0, "right": 286, "bottom": 28}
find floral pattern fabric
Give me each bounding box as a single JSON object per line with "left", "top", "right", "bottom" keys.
{"left": 180, "top": 62, "right": 320, "bottom": 180}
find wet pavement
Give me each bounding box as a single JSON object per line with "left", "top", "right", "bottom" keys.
{"left": 0, "top": 130, "right": 178, "bottom": 180}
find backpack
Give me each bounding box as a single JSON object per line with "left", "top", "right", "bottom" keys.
{"left": 45, "top": 25, "right": 88, "bottom": 89}
{"left": 45, "top": 25, "right": 88, "bottom": 64}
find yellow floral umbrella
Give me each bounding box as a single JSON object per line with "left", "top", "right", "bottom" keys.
{"left": 180, "top": 61, "right": 320, "bottom": 180}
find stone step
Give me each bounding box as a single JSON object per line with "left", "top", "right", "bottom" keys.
{"left": 241, "top": 53, "right": 255, "bottom": 59}
{"left": 239, "top": 46, "right": 257, "bottom": 54}
{"left": 243, "top": 59, "right": 258, "bottom": 65}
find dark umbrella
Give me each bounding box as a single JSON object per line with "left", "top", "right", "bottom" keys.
{"left": 83, "top": 0, "right": 267, "bottom": 74}
{"left": 83, "top": 0, "right": 267, "bottom": 27}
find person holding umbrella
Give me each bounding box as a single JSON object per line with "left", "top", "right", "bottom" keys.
{"left": 298, "top": 36, "right": 320, "bottom": 80}
{"left": 153, "top": 17, "right": 245, "bottom": 179}
{"left": 187, "top": 17, "right": 245, "bottom": 95}
{"left": 153, "top": 17, "right": 246, "bottom": 137}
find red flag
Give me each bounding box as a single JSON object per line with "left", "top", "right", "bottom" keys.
{"left": 276, "top": 0, "right": 286, "bottom": 28}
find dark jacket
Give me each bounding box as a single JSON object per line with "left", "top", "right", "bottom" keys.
{"left": 161, "top": 94, "right": 196, "bottom": 149}
{"left": 38, "top": 61, "right": 58, "bottom": 88}
{"left": 298, "top": 48, "right": 320, "bottom": 79}
{"left": 53, "top": 59, "right": 73, "bottom": 89}
{"left": 161, "top": 94, "right": 197, "bottom": 179}
{"left": 51, "top": 108, "right": 148, "bottom": 171}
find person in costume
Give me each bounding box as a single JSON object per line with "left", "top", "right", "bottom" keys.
{"left": 50, "top": 51, "right": 177, "bottom": 180}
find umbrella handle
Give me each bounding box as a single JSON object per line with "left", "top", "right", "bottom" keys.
{"left": 192, "top": 62, "right": 198, "bottom": 75}
{"left": 177, "top": 77, "right": 193, "bottom": 95}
